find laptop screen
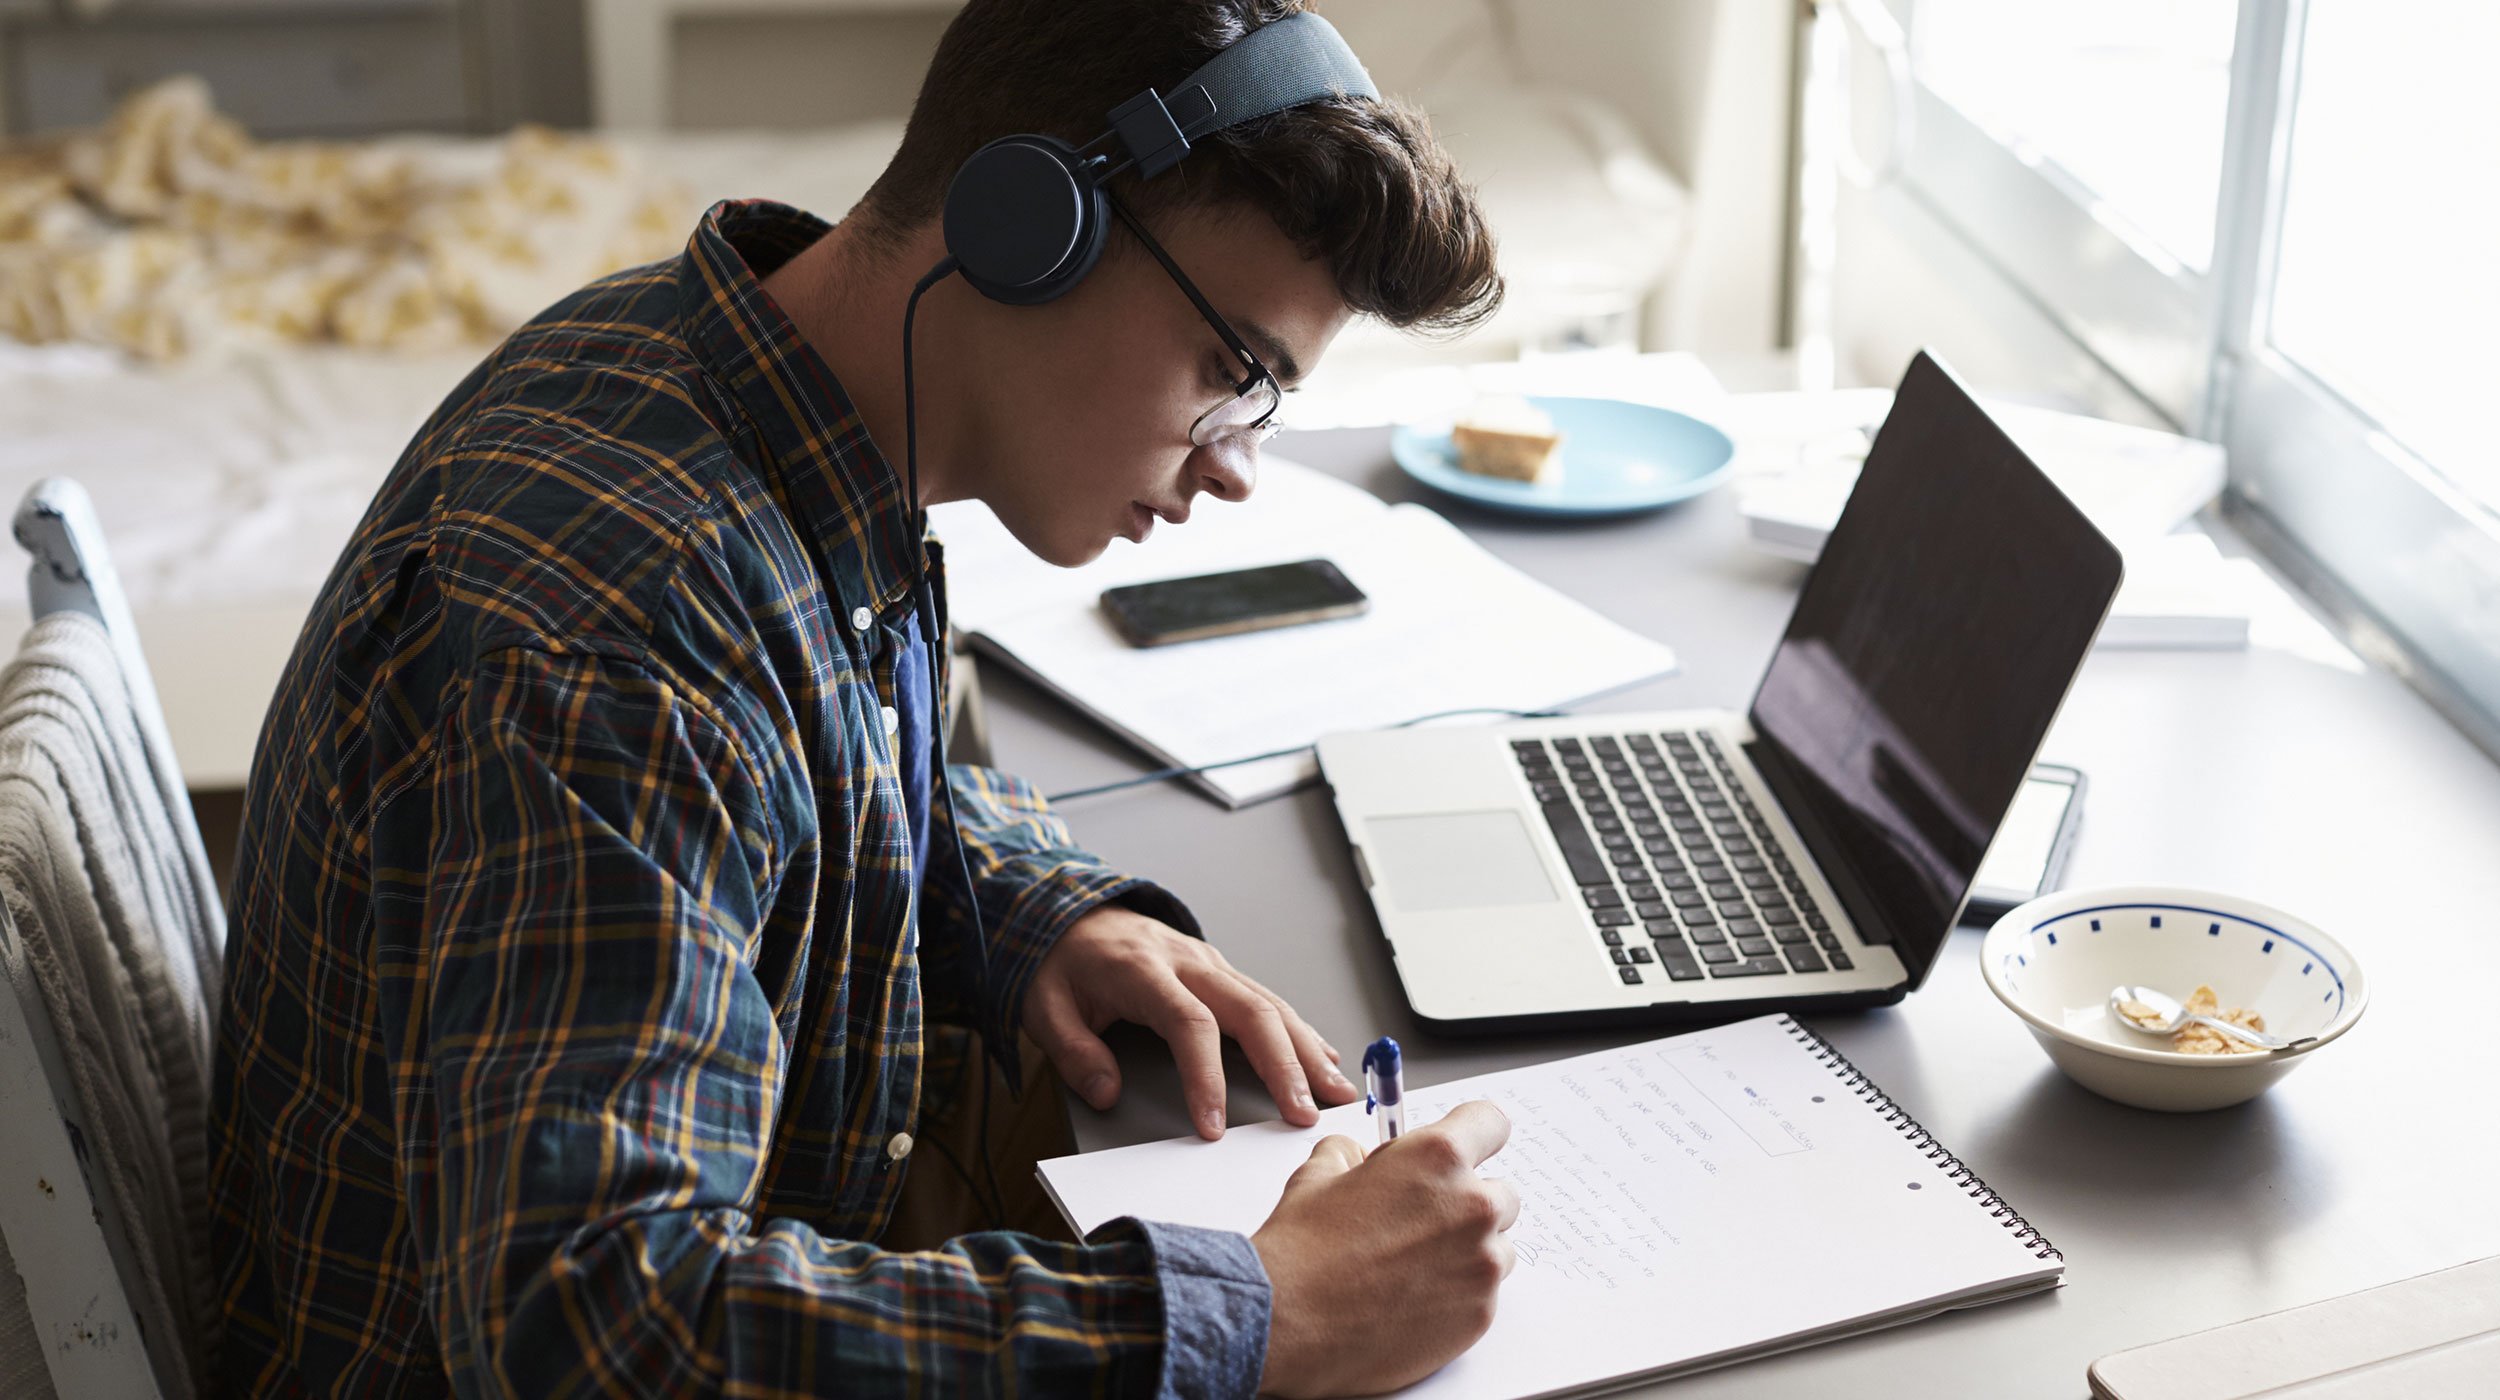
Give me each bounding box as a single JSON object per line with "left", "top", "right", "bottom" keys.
{"left": 1746, "top": 353, "right": 2123, "bottom": 988}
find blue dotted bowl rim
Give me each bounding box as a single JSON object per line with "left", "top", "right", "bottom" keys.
{"left": 1979, "top": 885, "right": 2370, "bottom": 1066}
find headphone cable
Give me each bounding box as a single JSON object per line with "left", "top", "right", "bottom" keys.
{"left": 902, "top": 255, "right": 1018, "bottom": 1230}
{"left": 901, "top": 256, "right": 960, "bottom": 526}
{"left": 1044, "top": 706, "right": 1569, "bottom": 804}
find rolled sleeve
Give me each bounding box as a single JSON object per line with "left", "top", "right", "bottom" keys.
{"left": 1090, "top": 1219, "right": 1273, "bottom": 1400}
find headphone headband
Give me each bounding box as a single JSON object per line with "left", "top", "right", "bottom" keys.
{"left": 1111, "top": 12, "right": 1379, "bottom": 179}
{"left": 943, "top": 11, "right": 1378, "bottom": 303}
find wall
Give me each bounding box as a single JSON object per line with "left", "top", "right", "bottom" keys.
{"left": 1504, "top": 0, "right": 1794, "bottom": 357}
{"left": 665, "top": 8, "right": 949, "bottom": 131}
{"left": 0, "top": 0, "right": 590, "bottom": 137}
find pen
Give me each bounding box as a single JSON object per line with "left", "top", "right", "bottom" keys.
{"left": 1361, "top": 1036, "right": 1404, "bottom": 1144}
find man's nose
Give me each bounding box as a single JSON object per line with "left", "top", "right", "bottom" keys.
{"left": 1193, "top": 438, "right": 1258, "bottom": 503}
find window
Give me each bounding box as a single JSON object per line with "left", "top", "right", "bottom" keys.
{"left": 2266, "top": 1, "right": 2497, "bottom": 509}
{"left": 1913, "top": 0, "right": 2237, "bottom": 275}
{"left": 1879, "top": 0, "right": 2500, "bottom": 744}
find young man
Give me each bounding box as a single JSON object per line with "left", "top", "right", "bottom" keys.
{"left": 208, "top": 2, "right": 1516, "bottom": 1395}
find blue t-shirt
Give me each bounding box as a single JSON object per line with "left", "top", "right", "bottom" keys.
{"left": 894, "top": 606, "right": 935, "bottom": 880}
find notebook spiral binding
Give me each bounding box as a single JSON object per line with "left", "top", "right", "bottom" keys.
{"left": 1780, "top": 1017, "right": 2063, "bottom": 1263}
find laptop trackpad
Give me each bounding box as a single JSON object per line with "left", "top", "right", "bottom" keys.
{"left": 1366, "top": 811, "right": 1558, "bottom": 913}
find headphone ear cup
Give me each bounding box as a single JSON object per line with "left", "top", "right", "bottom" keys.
{"left": 942, "top": 134, "right": 1110, "bottom": 305}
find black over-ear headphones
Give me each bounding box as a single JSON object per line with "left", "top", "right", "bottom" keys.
{"left": 937, "top": 10, "right": 1378, "bottom": 305}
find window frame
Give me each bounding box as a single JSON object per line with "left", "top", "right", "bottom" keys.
{"left": 1878, "top": 0, "right": 2500, "bottom": 747}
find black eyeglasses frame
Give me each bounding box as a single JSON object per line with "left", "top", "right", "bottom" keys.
{"left": 1102, "top": 189, "right": 1283, "bottom": 446}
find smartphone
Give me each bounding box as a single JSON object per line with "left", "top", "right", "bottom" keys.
{"left": 1099, "top": 558, "right": 1370, "bottom": 647}
{"left": 1962, "top": 763, "right": 2087, "bottom": 925}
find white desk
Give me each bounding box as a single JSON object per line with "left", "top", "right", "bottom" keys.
{"left": 983, "top": 423, "right": 2500, "bottom": 1397}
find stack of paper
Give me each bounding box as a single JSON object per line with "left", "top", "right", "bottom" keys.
{"left": 1727, "top": 388, "right": 2227, "bottom": 561}
{"left": 931, "top": 461, "right": 1678, "bottom": 806}
{"left": 2103, "top": 533, "right": 2269, "bottom": 651}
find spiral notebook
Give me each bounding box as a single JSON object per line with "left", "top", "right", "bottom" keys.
{"left": 1039, "top": 1015, "right": 2063, "bottom": 1399}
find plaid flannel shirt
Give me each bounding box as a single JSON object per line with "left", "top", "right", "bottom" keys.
{"left": 206, "top": 200, "right": 1272, "bottom": 1398}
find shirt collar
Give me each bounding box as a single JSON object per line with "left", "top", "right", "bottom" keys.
{"left": 677, "top": 198, "right": 924, "bottom": 623}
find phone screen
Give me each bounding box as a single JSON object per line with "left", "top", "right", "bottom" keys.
{"left": 1967, "top": 766, "right": 2083, "bottom": 917}
{"left": 1100, "top": 559, "right": 1369, "bottom": 646}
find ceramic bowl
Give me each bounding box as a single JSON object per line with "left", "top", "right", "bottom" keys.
{"left": 1980, "top": 886, "right": 2368, "bottom": 1112}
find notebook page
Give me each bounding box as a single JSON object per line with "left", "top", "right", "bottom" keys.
{"left": 970, "top": 504, "right": 1677, "bottom": 805}
{"left": 1041, "top": 1015, "right": 2060, "bottom": 1399}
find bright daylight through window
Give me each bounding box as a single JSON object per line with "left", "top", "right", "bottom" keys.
{"left": 1912, "top": 0, "right": 2237, "bottom": 275}
{"left": 2269, "top": 0, "right": 2499, "bottom": 512}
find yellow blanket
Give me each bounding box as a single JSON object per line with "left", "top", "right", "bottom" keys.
{"left": 0, "top": 78, "right": 685, "bottom": 359}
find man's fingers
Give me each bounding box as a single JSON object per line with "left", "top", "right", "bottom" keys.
{"left": 1270, "top": 1135, "right": 1363, "bottom": 1224}
{"left": 1239, "top": 975, "right": 1359, "bottom": 1104}
{"left": 1141, "top": 978, "right": 1229, "bottom": 1139}
{"left": 1295, "top": 1134, "right": 1364, "bottom": 1182}
{"left": 1183, "top": 966, "right": 1317, "bottom": 1127}
{"left": 1026, "top": 979, "right": 1122, "bottom": 1110}
{"left": 1486, "top": 1176, "right": 1522, "bottom": 1232}
{"left": 1417, "top": 1099, "right": 1514, "bottom": 1169}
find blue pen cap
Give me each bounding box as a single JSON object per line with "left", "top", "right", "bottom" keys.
{"left": 1360, "top": 1037, "right": 1402, "bottom": 1109}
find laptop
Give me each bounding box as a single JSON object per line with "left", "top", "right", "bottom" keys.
{"left": 1315, "top": 352, "right": 2125, "bottom": 1030}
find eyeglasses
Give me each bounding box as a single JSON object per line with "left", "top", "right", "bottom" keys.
{"left": 1104, "top": 191, "right": 1284, "bottom": 447}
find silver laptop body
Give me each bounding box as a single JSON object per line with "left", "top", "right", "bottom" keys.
{"left": 1315, "top": 353, "right": 2125, "bottom": 1030}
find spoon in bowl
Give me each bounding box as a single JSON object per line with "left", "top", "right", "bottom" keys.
{"left": 2108, "top": 985, "right": 2314, "bottom": 1052}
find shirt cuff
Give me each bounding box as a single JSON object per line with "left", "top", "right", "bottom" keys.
{"left": 1099, "top": 1218, "right": 1272, "bottom": 1400}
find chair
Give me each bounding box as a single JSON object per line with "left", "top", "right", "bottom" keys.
{"left": 0, "top": 478, "right": 226, "bottom": 1400}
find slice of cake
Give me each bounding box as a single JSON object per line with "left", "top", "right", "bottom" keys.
{"left": 1450, "top": 394, "right": 1565, "bottom": 484}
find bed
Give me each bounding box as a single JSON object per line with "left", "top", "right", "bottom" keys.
{"left": 0, "top": 122, "right": 914, "bottom": 786}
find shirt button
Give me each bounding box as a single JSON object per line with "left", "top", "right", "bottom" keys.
{"left": 881, "top": 704, "right": 899, "bottom": 737}
{"left": 851, "top": 605, "right": 874, "bottom": 632}
{"left": 886, "top": 1131, "right": 914, "bottom": 1162}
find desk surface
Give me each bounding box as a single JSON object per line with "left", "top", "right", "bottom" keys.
{"left": 980, "top": 425, "right": 2500, "bottom": 1399}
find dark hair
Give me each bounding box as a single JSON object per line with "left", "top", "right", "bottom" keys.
{"left": 852, "top": 0, "right": 1503, "bottom": 336}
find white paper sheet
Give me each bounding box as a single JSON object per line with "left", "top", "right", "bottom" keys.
{"left": 932, "top": 460, "right": 1678, "bottom": 806}
{"left": 1040, "top": 1015, "right": 2063, "bottom": 1399}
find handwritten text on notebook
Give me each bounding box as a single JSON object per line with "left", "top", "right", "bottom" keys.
{"left": 1402, "top": 1039, "right": 1817, "bottom": 1289}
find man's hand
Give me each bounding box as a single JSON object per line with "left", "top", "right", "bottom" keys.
{"left": 1023, "top": 905, "right": 1360, "bottom": 1138}
{"left": 1251, "top": 1102, "right": 1519, "bottom": 1397}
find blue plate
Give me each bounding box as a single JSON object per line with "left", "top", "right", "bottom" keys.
{"left": 1391, "top": 396, "right": 1736, "bottom": 518}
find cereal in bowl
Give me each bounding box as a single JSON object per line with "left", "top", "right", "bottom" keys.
{"left": 2170, "top": 984, "right": 2267, "bottom": 1055}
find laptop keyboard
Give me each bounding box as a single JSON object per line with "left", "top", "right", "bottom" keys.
{"left": 1512, "top": 730, "right": 1855, "bottom": 988}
